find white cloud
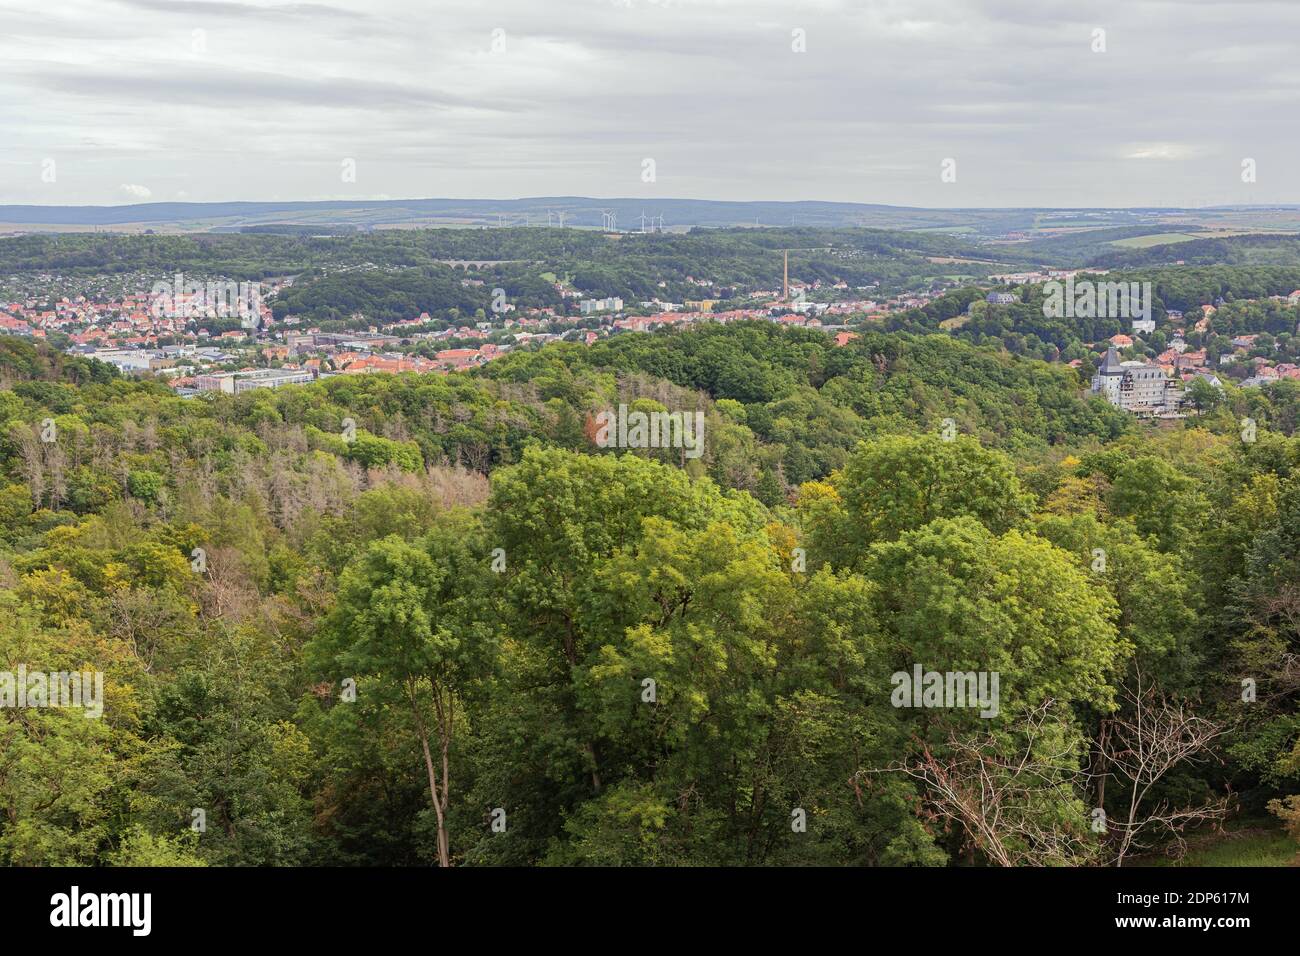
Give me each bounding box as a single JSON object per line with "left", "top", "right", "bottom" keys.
{"left": 1124, "top": 144, "right": 1196, "bottom": 161}
{"left": 0, "top": 0, "right": 1293, "bottom": 206}
{"left": 119, "top": 183, "right": 153, "bottom": 198}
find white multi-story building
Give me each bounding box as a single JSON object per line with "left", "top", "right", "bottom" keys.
{"left": 86, "top": 348, "right": 158, "bottom": 372}
{"left": 1091, "top": 347, "right": 1183, "bottom": 414}
{"left": 579, "top": 297, "right": 624, "bottom": 315}
{"left": 195, "top": 368, "right": 315, "bottom": 394}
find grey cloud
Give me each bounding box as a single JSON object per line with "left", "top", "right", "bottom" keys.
{"left": 112, "top": 0, "right": 372, "bottom": 20}
{"left": 0, "top": 0, "right": 1297, "bottom": 206}
{"left": 27, "top": 63, "right": 521, "bottom": 112}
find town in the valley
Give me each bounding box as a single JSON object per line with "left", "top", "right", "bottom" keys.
{"left": 3, "top": 252, "right": 1298, "bottom": 414}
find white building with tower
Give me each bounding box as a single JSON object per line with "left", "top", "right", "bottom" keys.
{"left": 1091, "top": 347, "right": 1183, "bottom": 415}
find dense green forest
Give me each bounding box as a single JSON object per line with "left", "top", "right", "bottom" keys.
{"left": 1091, "top": 234, "right": 1300, "bottom": 269}
{"left": 885, "top": 267, "right": 1300, "bottom": 367}
{"left": 0, "top": 227, "right": 1010, "bottom": 280}
{"left": 2, "top": 325, "right": 1298, "bottom": 865}
{"left": 1, "top": 227, "right": 1016, "bottom": 323}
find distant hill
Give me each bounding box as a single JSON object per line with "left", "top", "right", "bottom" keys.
{"left": 1088, "top": 233, "right": 1300, "bottom": 269}
{"left": 9, "top": 199, "right": 1300, "bottom": 263}
{"left": 0, "top": 196, "right": 1263, "bottom": 237}
{"left": 0, "top": 196, "right": 1007, "bottom": 232}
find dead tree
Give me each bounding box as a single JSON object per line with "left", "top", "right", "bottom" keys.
{"left": 864, "top": 701, "right": 1098, "bottom": 866}
{"left": 1096, "top": 675, "right": 1230, "bottom": 866}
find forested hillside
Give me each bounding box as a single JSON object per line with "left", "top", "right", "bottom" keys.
{"left": 881, "top": 265, "right": 1300, "bottom": 366}
{"left": 0, "top": 227, "right": 1017, "bottom": 323}
{"left": 2, "top": 326, "right": 1297, "bottom": 866}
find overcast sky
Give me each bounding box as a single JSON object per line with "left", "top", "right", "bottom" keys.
{"left": 1, "top": 0, "right": 1297, "bottom": 207}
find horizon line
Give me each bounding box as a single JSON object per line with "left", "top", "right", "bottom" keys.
{"left": 3, "top": 196, "right": 1298, "bottom": 213}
